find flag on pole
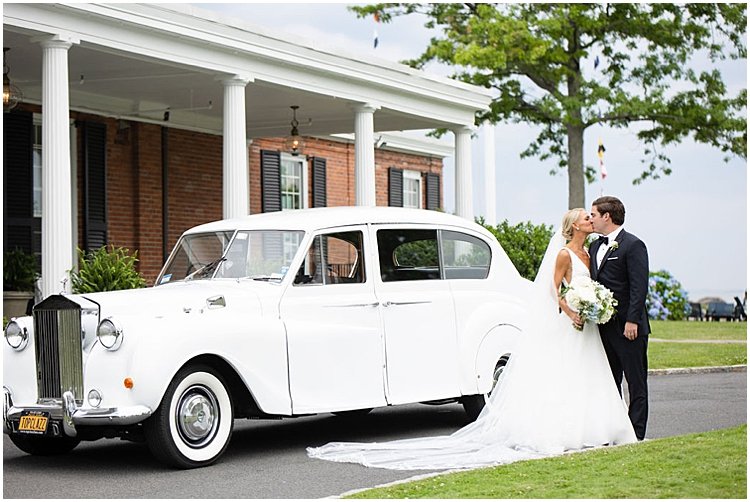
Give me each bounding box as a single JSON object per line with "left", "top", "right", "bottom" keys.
{"left": 373, "top": 12, "right": 380, "bottom": 48}
{"left": 597, "top": 139, "right": 607, "bottom": 180}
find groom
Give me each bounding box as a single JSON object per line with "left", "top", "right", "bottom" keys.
{"left": 589, "top": 196, "right": 650, "bottom": 440}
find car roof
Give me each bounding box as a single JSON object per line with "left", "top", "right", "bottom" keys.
{"left": 185, "top": 206, "right": 480, "bottom": 234}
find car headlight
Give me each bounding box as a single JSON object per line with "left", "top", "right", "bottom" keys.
{"left": 97, "top": 318, "right": 123, "bottom": 351}
{"left": 4, "top": 321, "right": 29, "bottom": 351}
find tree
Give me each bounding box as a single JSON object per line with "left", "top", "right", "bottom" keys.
{"left": 352, "top": 3, "right": 747, "bottom": 208}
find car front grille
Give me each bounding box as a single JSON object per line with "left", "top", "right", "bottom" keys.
{"left": 33, "top": 296, "right": 84, "bottom": 402}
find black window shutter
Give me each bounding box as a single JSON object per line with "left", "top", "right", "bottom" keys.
{"left": 425, "top": 172, "right": 440, "bottom": 211}
{"left": 3, "top": 110, "right": 35, "bottom": 254}
{"left": 388, "top": 167, "right": 403, "bottom": 207}
{"left": 311, "top": 156, "right": 327, "bottom": 208}
{"left": 260, "top": 149, "right": 281, "bottom": 212}
{"left": 83, "top": 121, "right": 108, "bottom": 251}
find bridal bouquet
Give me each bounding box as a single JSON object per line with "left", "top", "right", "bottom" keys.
{"left": 561, "top": 276, "right": 618, "bottom": 330}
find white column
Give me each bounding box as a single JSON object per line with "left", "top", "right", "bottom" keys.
{"left": 222, "top": 76, "right": 251, "bottom": 219}
{"left": 352, "top": 103, "right": 379, "bottom": 206}
{"left": 482, "top": 123, "right": 496, "bottom": 222}
{"left": 454, "top": 126, "right": 474, "bottom": 220}
{"left": 40, "top": 36, "right": 75, "bottom": 298}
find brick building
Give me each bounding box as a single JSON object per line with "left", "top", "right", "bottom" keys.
{"left": 3, "top": 4, "right": 492, "bottom": 296}
{"left": 5, "top": 107, "right": 448, "bottom": 284}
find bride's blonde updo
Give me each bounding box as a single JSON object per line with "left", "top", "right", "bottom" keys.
{"left": 561, "top": 208, "right": 585, "bottom": 242}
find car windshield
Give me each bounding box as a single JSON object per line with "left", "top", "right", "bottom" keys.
{"left": 157, "top": 230, "right": 304, "bottom": 285}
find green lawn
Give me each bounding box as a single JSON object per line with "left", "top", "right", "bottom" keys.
{"left": 348, "top": 425, "right": 747, "bottom": 499}
{"left": 648, "top": 320, "right": 747, "bottom": 369}
{"left": 649, "top": 341, "right": 747, "bottom": 369}
{"left": 650, "top": 320, "right": 747, "bottom": 340}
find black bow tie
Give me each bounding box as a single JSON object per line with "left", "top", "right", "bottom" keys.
{"left": 598, "top": 236, "right": 609, "bottom": 245}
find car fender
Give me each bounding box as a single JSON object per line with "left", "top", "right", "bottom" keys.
{"left": 452, "top": 293, "right": 526, "bottom": 394}
{"left": 473, "top": 323, "right": 522, "bottom": 395}
{"left": 84, "top": 310, "right": 290, "bottom": 417}
{"left": 2, "top": 315, "right": 38, "bottom": 405}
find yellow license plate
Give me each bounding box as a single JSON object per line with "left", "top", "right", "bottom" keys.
{"left": 18, "top": 414, "right": 48, "bottom": 433}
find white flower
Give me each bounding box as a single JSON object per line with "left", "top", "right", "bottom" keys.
{"left": 562, "top": 276, "right": 618, "bottom": 329}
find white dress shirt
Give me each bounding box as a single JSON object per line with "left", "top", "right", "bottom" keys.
{"left": 596, "top": 227, "right": 624, "bottom": 267}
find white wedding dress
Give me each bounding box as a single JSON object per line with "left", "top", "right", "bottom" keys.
{"left": 307, "top": 231, "right": 637, "bottom": 470}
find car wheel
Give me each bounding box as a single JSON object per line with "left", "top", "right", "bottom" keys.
{"left": 461, "top": 356, "right": 509, "bottom": 421}
{"left": 144, "top": 365, "right": 233, "bottom": 469}
{"left": 9, "top": 434, "right": 80, "bottom": 456}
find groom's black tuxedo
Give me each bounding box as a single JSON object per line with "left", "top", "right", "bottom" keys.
{"left": 589, "top": 229, "right": 650, "bottom": 440}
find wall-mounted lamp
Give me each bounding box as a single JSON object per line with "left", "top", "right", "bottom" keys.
{"left": 3, "top": 48, "right": 23, "bottom": 113}
{"left": 283, "top": 105, "right": 305, "bottom": 156}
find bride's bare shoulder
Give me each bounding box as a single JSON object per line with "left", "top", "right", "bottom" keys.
{"left": 555, "top": 248, "right": 572, "bottom": 266}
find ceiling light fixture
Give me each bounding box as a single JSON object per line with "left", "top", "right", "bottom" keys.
{"left": 3, "top": 48, "right": 23, "bottom": 113}
{"left": 283, "top": 105, "right": 305, "bottom": 156}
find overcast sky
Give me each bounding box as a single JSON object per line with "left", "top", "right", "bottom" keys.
{"left": 198, "top": 2, "right": 747, "bottom": 302}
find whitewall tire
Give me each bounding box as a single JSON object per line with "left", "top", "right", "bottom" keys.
{"left": 145, "top": 365, "right": 233, "bottom": 469}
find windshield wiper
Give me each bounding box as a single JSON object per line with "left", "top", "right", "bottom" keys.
{"left": 249, "top": 274, "right": 283, "bottom": 282}
{"left": 186, "top": 257, "right": 226, "bottom": 281}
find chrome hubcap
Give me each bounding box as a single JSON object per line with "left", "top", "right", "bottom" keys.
{"left": 488, "top": 361, "right": 507, "bottom": 397}
{"left": 176, "top": 384, "right": 219, "bottom": 448}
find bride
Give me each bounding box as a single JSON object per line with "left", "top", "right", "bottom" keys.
{"left": 307, "top": 208, "right": 637, "bottom": 470}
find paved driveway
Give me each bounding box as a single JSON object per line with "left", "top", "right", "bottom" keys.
{"left": 3, "top": 371, "right": 746, "bottom": 499}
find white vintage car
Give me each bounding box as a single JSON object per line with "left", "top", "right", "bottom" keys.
{"left": 3, "top": 206, "right": 529, "bottom": 468}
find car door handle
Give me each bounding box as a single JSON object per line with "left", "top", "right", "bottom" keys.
{"left": 381, "top": 301, "right": 432, "bottom": 307}
{"left": 325, "top": 302, "right": 380, "bottom": 308}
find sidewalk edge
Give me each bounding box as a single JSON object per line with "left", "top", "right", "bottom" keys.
{"left": 648, "top": 364, "right": 747, "bottom": 375}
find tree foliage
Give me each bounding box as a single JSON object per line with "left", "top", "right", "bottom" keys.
{"left": 477, "top": 217, "right": 554, "bottom": 280}
{"left": 351, "top": 3, "right": 747, "bottom": 208}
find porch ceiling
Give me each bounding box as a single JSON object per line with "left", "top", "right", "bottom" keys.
{"left": 3, "top": 4, "right": 492, "bottom": 138}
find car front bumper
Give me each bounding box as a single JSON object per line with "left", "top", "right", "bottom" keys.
{"left": 3, "top": 386, "right": 152, "bottom": 437}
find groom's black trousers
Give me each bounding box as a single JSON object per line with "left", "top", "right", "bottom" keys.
{"left": 600, "top": 330, "right": 649, "bottom": 440}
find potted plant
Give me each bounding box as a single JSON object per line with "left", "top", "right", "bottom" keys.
{"left": 70, "top": 245, "right": 146, "bottom": 293}
{"left": 3, "top": 248, "right": 39, "bottom": 318}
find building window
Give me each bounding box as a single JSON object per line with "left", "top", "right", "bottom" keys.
{"left": 403, "top": 170, "right": 422, "bottom": 209}
{"left": 32, "top": 117, "right": 42, "bottom": 218}
{"left": 280, "top": 153, "right": 308, "bottom": 211}
{"left": 280, "top": 153, "right": 307, "bottom": 259}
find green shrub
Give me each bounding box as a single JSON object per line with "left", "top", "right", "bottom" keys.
{"left": 3, "top": 248, "right": 40, "bottom": 292}
{"left": 70, "top": 246, "right": 147, "bottom": 293}
{"left": 477, "top": 217, "right": 554, "bottom": 280}
{"left": 647, "top": 270, "right": 692, "bottom": 320}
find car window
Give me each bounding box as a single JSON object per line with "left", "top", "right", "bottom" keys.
{"left": 159, "top": 231, "right": 233, "bottom": 284}
{"left": 159, "top": 230, "right": 304, "bottom": 284}
{"left": 377, "top": 229, "right": 440, "bottom": 282}
{"left": 293, "top": 231, "right": 365, "bottom": 286}
{"left": 215, "top": 230, "right": 304, "bottom": 281}
{"left": 441, "top": 230, "right": 491, "bottom": 280}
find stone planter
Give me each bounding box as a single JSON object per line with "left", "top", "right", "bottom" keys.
{"left": 3, "top": 291, "right": 34, "bottom": 319}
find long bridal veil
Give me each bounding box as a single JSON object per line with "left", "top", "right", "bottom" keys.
{"left": 306, "top": 230, "right": 633, "bottom": 470}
